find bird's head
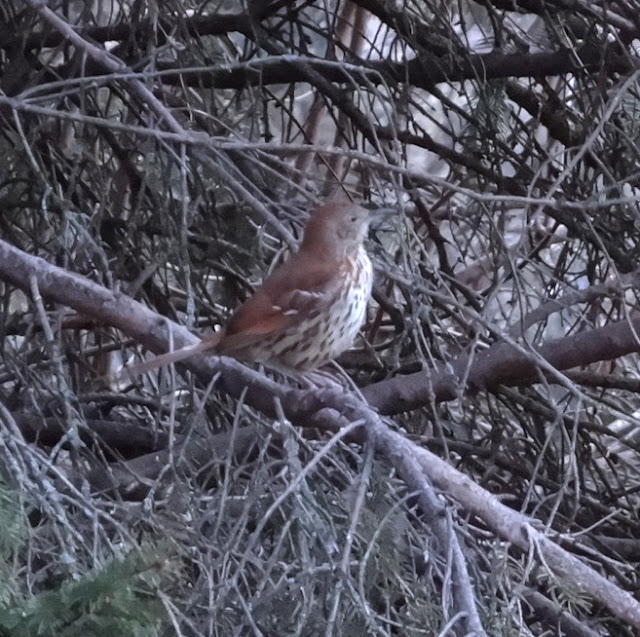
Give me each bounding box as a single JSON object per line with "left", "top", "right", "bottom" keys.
{"left": 301, "top": 202, "right": 370, "bottom": 261}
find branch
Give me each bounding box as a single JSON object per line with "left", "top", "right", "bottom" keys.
{"left": 147, "top": 45, "right": 626, "bottom": 91}
{"left": 364, "top": 315, "right": 640, "bottom": 414}
{"left": 21, "top": 0, "right": 297, "bottom": 248}
{"left": 371, "top": 423, "right": 640, "bottom": 630}
{"left": 1, "top": 237, "right": 639, "bottom": 629}
{"left": 472, "top": 0, "right": 638, "bottom": 35}
{"left": 7, "top": 9, "right": 265, "bottom": 52}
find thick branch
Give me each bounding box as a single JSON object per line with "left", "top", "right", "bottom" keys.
{"left": 384, "top": 426, "right": 640, "bottom": 630}
{"left": 364, "top": 316, "right": 640, "bottom": 414}
{"left": 148, "top": 44, "right": 623, "bottom": 91}
{"left": 12, "top": 29, "right": 627, "bottom": 91}
{"left": 1, "top": 237, "right": 639, "bottom": 628}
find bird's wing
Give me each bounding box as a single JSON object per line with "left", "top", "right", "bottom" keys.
{"left": 222, "top": 256, "right": 342, "bottom": 339}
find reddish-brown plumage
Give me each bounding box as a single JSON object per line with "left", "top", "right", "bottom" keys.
{"left": 132, "top": 201, "right": 373, "bottom": 373}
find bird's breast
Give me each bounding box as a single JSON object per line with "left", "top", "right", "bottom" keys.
{"left": 264, "top": 250, "right": 372, "bottom": 370}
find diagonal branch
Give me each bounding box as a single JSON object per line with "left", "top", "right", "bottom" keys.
{"left": 1, "top": 235, "right": 639, "bottom": 629}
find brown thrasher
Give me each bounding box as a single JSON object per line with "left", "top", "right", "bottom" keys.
{"left": 130, "top": 201, "right": 373, "bottom": 375}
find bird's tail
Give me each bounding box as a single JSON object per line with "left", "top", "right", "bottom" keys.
{"left": 122, "top": 334, "right": 221, "bottom": 378}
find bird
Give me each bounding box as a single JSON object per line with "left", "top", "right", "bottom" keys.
{"left": 128, "top": 201, "right": 373, "bottom": 375}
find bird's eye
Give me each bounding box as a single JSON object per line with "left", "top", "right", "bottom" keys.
{"left": 350, "top": 216, "right": 357, "bottom": 222}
